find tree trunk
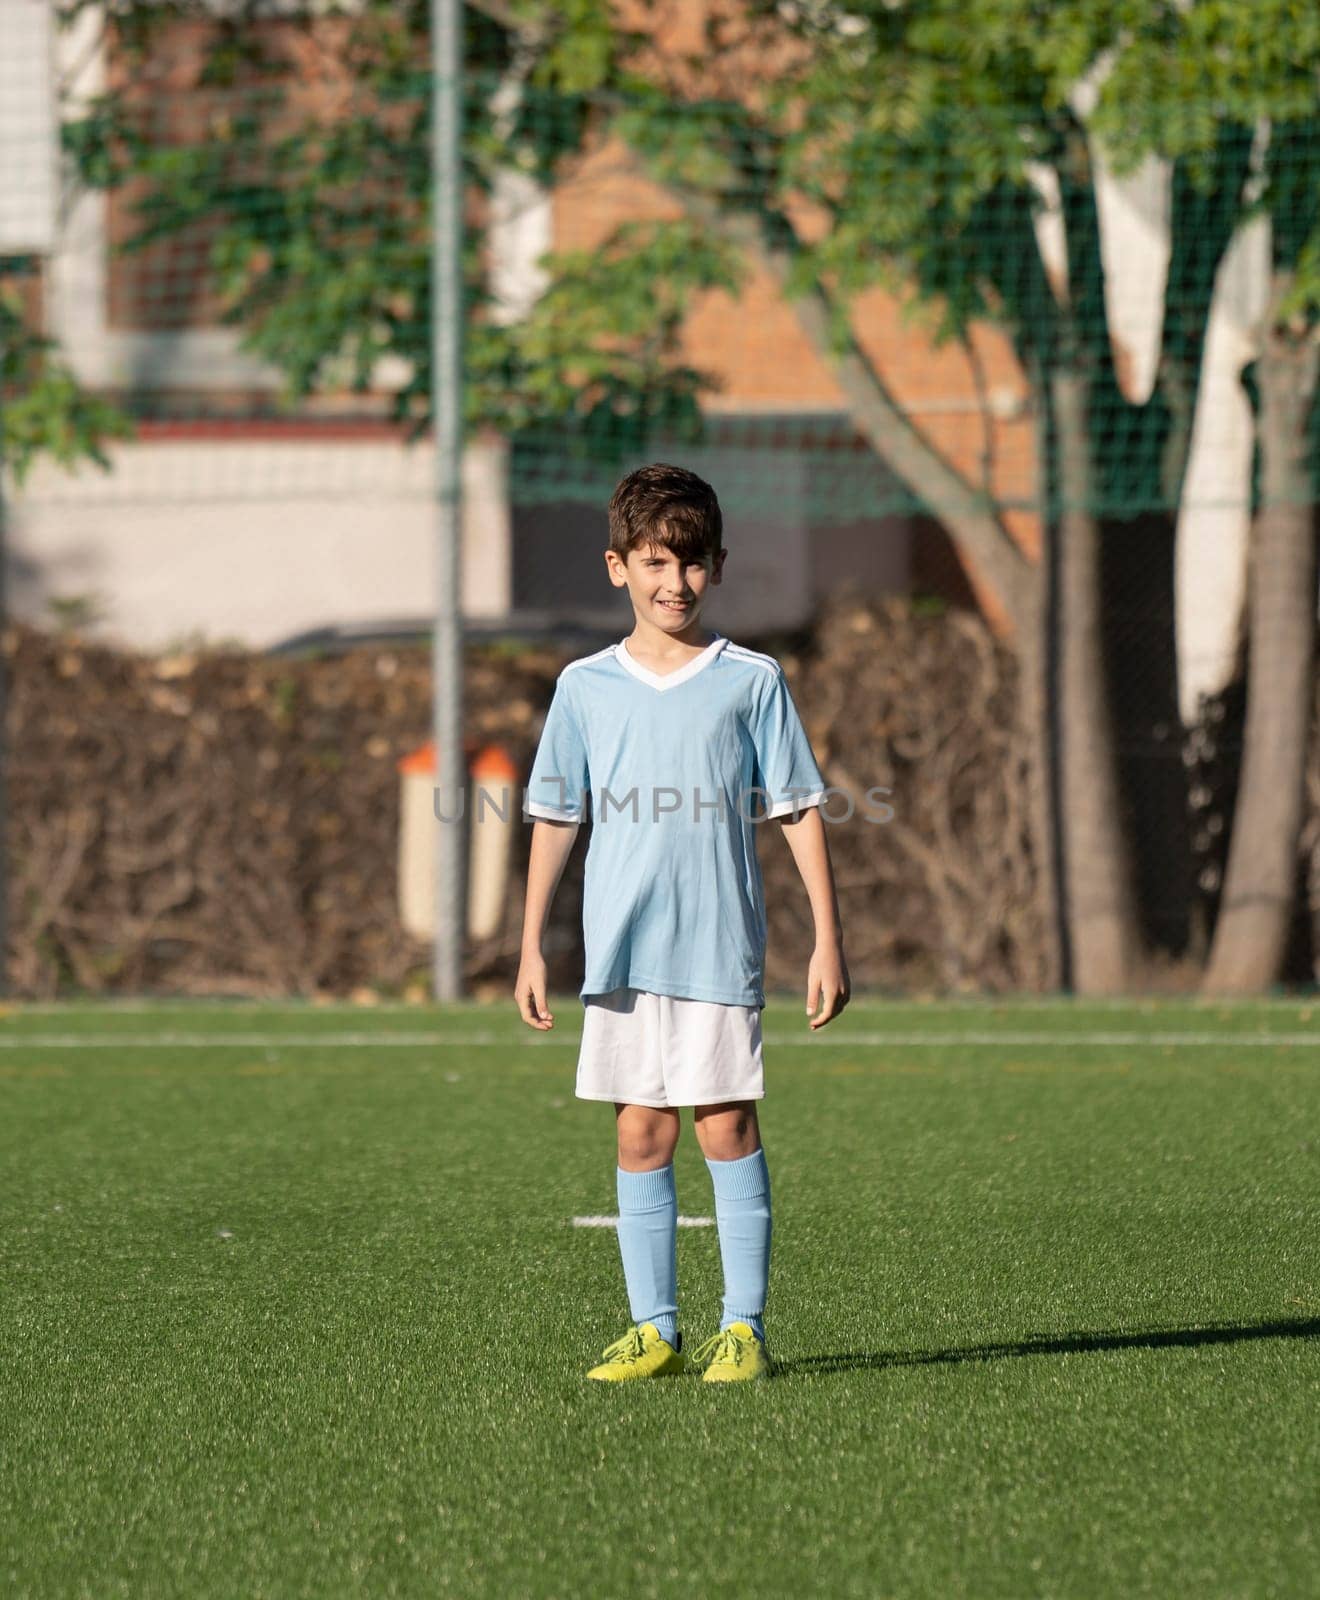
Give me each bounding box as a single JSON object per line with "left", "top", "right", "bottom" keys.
{"left": 1015, "top": 596, "right": 1064, "bottom": 988}
{"left": 713, "top": 197, "right": 1151, "bottom": 991}
{"left": 714, "top": 206, "right": 1036, "bottom": 628}
{"left": 1051, "top": 368, "right": 1142, "bottom": 992}
{"left": 1202, "top": 300, "right": 1319, "bottom": 994}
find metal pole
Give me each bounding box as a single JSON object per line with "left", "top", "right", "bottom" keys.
{"left": 0, "top": 364, "right": 7, "bottom": 999}
{"left": 430, "top": 0, "right": 464, "bottom": 1001}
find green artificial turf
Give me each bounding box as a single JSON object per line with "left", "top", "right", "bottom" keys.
{"left": 3, "top": 998, "right": 1319, "bottom": 1598}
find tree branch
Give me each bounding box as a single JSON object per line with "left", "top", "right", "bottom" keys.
{"left": 682, "top": 194, "right": 1035, "bottom": 629}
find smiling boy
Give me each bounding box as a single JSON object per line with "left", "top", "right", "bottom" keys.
{"left": 514, "top": 462, "right": 849, "bottom": 1382}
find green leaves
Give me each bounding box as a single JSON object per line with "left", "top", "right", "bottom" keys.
{"left": 54, "top": 0, "right": 733, "bottom": 456}
{"left": 0, "top": 287, "right": 133, "bottom": 482}
{"left": 529, "top": 0, "right": 625, "bottom": 96}
{"left": 471, "top": 219, "right": 742, "bottom": 451}
{"left": 44, "top": 0, "right": 1320, "bottom": 492}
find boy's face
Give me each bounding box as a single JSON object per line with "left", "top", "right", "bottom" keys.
{"left": 604, "top": 540, "right": 726, "bottom": 637}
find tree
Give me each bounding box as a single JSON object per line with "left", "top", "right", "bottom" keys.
{"left": 0, "top": 270, "right": 131, "bottom": 479}
{"left": 57, "top": 0, "right": 740, "bottom": 459}
{"left": 1090, "top": 7, "right": 1320, "bottom": 992}
{"left": 613, "top": 0, "right": 1317, "bottom": 992}
{"left": 607, "top": 0, "right": 1259, "bottom": 991}
{"left": 62, "top": 0, "right": 1320, "bottom": 992}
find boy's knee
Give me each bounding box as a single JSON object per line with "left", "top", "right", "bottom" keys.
{"left": 615, "top": 1105, "right": 679, "bottom": 1170}
{"left": 694, "top": 1103, "right": 760, "bottom": 1162}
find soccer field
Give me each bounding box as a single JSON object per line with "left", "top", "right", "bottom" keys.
{"left": 4, "top": 999, "right": 1319, "bottom": 1599}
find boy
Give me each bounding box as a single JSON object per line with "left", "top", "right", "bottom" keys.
{"left": 514, "top": 463, "right": 849, "bottom": 1383}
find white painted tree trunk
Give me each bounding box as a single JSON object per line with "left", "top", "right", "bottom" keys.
{"left": 1203, "top": 291, "right": 1319, "bottom": 994}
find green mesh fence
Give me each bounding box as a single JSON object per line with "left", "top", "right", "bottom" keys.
{"left": 3, "top": 2, "right": 1320, "bottom": 988}
{"left": 3, "top": 5, "right": 1312, "bottom": 674}
{"left": 6, "top": 2, "right": 1318, "bottom": 528}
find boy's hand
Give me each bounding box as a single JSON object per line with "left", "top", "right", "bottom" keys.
{"left": 514, "top": 952, "right": 555, "bottom": 1030}
{"left": 806, "top": 942, "right": 850, "bottom": 1029}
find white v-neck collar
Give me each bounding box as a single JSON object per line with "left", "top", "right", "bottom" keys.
{"left": 614, "top": 632, "right": 728, "bottom": 691}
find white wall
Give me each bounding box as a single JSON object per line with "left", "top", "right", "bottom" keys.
{"left": 0, "top": 0, "right": 58, "bottom": 253}
{"left": 7, "top": 436, "right": 511, "bottom": 649}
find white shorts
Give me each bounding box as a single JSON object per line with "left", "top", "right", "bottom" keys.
{"left": 576, "top": 987, "right": 765, "bottom": 1109}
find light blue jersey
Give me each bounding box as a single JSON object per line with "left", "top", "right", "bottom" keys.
{"left": 524, "top": 634, "right": 827, "bottom": 1007}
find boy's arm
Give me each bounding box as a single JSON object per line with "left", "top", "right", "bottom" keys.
{"left": 779, "top": 805, "right": 850, "bottom": 1029}
{"left": 514, "top": 818, "right": 580, "bottom": 1029}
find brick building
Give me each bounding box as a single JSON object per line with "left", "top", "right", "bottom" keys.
{"left": 19, "top": 2, "right": 1255, "bottom": 674}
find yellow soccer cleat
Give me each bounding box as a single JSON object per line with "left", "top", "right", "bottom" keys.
{"left": 693, "top": 1323, "right": 772, "bottom": 1382}
{"left": 586, "top": 1323, "right": 685, "bottom": 1382}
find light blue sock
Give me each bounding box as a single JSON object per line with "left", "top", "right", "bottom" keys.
{"left": 615, "top": 1164, "right": 679, "bottom": 1349}
{"left": 706, "top": 1148, "right": 772, "bottom": 1343}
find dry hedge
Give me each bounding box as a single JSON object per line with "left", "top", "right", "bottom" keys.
{"left": 4, "top": 599, "right": 1316, "bottom": 998}
{"left": 760, "top": 595, "right": 1044, "bottom": 994}
{"left": 4, "top": 626, "right": 555, "bottom": 997}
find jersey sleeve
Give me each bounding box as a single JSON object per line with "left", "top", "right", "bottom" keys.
{"left": 749, "top": 668, "right": 827, "bottom": 819}
{"left": 524, "top": 674, "right": 591, "bottom": 822}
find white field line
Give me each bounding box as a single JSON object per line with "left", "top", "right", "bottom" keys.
{"left": 784, "top": 1030, "right": 1320, "bottom": 1049}
{"left": 573, "top": 1215, "right": 712, "bottom": 1228}
{"left": 0, "top": 1029, "right": 1319, "bottom": 1051}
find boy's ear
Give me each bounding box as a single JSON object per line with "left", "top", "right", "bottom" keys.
{"left": 710, "top": 548, "right": 727, "bottom": 585}
{"left": 603, "top": 549, "right": 629, "bottom": 588}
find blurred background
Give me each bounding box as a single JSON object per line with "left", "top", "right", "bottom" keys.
{"left": 1, "top": 0, "right": 1318, "bottom": 1001}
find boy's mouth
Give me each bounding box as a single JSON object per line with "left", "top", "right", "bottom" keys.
{"left": 657, "top": 600, "right": 690, "bottom": 612}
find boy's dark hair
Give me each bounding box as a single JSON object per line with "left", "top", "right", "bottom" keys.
{"left": 607, "top": 463, "right": 723, "bottom": 562}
